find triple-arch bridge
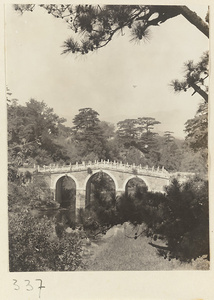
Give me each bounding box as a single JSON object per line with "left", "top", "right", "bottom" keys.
{"left": 37, "top": 160, "right": 170, "bottom": 213}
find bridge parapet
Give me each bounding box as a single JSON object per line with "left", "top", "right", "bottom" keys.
{"left": 37, "top": 160, "right": 170, "bottom": 179}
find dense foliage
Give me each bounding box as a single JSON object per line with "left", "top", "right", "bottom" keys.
{"left": 9, "top": 209, "right": 82, "bottom": 271}
{"left": 185, "top": 102, "right": 208, "bottom": 153}
{"left": 158, "top": 177, "right": 209, "bottom": 261}
{"left": 7, "top": 96, "right": 208, "bottom": 174}
{"left": 83, "top": 176, "right": 209, "bottom": 262}
{"left": 72, "top": 108, "right": 107, "bottom": 160}
{"left": 8, "top": 165, "right": 83, "bottom": 272}
{"left": 8, "top": 98, "right": 69, "bottom": 166}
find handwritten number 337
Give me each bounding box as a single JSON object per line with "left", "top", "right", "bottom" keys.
{"left": 13, "top": 279, "right": 45, "bottom": 298}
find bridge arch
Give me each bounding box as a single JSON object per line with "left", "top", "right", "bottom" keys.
{"left": 55, "top": 175, "right": 77, "bottom": 208}
{"left": 122, "top": 175, "right": 151, "bottom": 192}
{"left": 83, "top": 170, "right": 119, "bottom": 191}
{"left": 52, "top": 173, "right": 79, "bottom": 190}
{"left": 84, "top": 170, "right": 117, "bottom": 208}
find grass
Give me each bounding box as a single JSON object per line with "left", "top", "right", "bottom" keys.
{"left": 81, "top": 223, "right": 209, "bottom": 271}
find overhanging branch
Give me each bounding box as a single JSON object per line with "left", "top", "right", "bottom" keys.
{"left": 179, "top": 6, "right": 209, "bottom": 38}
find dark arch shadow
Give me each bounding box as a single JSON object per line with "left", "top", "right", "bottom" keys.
{"left": 125, "top": 177, "right": 148, "bottom": 196}
{"left": 55, "top": 175, "right": 76, "bottom": 209}
{"left": 85, "top": 171, "right": 116, "bottom": 209}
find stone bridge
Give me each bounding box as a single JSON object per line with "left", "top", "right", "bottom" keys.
{"left": 37, "top": 160, "right": 170, "bottom": 212}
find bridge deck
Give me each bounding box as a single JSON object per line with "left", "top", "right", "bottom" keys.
{"left": 37, "top": 160, "right": 170, "bottom": 179}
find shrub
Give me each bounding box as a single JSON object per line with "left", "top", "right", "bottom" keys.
{"left": 116, "top": 177, "right": 209, "bottom": 262}
{"left": 152, "top": 177, "right": 209, "bottom": 262}
{"left": 9, "top": 208, "right": 83, "bottom": 271}
{"left": 8, "top": 175, "right": 83, "bottom": 271}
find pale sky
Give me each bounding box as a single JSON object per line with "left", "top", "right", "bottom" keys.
{"left": 5, "top": 4, "right": 209, "bottom": 138}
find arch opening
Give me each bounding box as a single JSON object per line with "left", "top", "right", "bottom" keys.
{"left": 55, "top": 176, "right": 76, "bottom": 209}
{"left": 125, "top": 177, "right": 148, "bottom": 196}
{"left": 86, "top": 171, "right": 116, "bottom": 208}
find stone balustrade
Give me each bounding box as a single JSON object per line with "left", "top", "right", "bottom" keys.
{"left": 37, "top": 160, "right": 169, "bottom": 178}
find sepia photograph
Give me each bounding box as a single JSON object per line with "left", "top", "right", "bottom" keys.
{"left": 5, "top": 2, "right": 210, "bottom": 277}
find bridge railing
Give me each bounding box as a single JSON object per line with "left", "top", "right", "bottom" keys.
{"left": 37, "top": 160, "right": 169, "bottom": 178}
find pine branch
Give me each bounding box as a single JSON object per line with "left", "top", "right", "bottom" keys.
{"left": 179, "top": 6, "right": 209, "bottom": 38}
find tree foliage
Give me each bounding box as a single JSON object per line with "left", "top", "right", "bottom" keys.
{"left": 9, "top": 209, "right": 83, "bottom": 271}
{"left": 159, "top": 132, "right": 182, "bottom": 171}
{"left": 160, "top": 178, "right": 209, "bottom": 261}
{"left": 8, "top": 175, "right": 83, "bottom": 271}
{"left": 7, "top": 93, "right": 206, "bottom": 173}
{"left": 171, "top": 52, "right": 209, "bottom": 103}
{"left": 117, "top": 119, "right": 139, "bottom": 147}
{"left": 8, "top": 98, "right": 69, "bottom": 166}
{"left": 117, "top": 117, "right": 160, "bottom": 149}
{"left": 184, "top": 102, "right": 208, "bottom": 152}
{"left": 72, "top": 108, "right": 106, "bottom": 159}
{"left": 7, "top": 96, "right": 186, "bottom": 171}
{"left": 116, "top": 177, "right": 209, "bottom": 262}
{"left": 170, "top": 52, "right": 208, "bottom": 163}
{"left": 14, "top": 5, "right": 209, "bottom": 55}
{"left": 116, "top": 117, "right": 161, "bottom": 166}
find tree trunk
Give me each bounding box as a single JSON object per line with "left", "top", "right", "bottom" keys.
{"left": 189, "top": 82, "right": 208, "bottom": 103}
{"left": 179, "top": 6, "right": 209, "bottom": 38}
